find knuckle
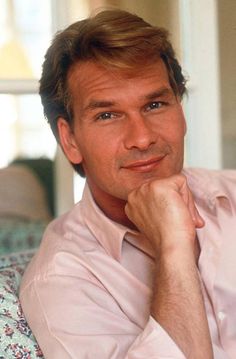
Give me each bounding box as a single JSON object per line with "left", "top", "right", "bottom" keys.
{"left": 149, "top": 180, "right": 158, "bottom": 192}
{"left": 175, "top": 173, "right": 187, "bottom": 183}
{"left": 127, "top": 191, "right": 133, "bottom": 203}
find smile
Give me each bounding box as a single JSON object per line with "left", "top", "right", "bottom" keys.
{"left": 123, "top": 155, "right": 166, "bottom": 173}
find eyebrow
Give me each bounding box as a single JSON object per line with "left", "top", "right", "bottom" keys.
{"left": 83, "top": 87, "right": 174, "bottom": 114}
{"left": 84, "top": 100, "right": 117, "bottom": 113}
{"left": 145, "top": 87, "right": 174, "bottom": 100}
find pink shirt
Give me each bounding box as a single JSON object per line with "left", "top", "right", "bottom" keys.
{"left": 20, "top": 168, "right": 236, "bottom": 358}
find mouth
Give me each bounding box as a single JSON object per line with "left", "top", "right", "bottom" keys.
{"left": 122, "top": 155, "right": 166, "bottom": 173}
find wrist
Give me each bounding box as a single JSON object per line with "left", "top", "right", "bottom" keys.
{"left": 156, "top": 239, "right": 197, "bottom": 265}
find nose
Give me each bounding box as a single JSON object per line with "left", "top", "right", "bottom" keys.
{"left": 124, "top": 114, "right": 157, "bottom": 151}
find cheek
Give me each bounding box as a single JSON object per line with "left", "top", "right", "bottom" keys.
{"left": 161, "top": 124, "right": 185, "bottom": 148}
{"left": 167, "top": 112, "right": 186, "bottom": 143}
{"left": 80, "top": 135, "right": 118, "bottom": 171}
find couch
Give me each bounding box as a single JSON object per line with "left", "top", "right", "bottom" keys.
{"left": 0, "top": 158, "right": 54, "bottom": 357}
{"left": 0, "top": 250, "right": 44, "bottom": 358}
{"left": 0, "top": 159, "right": 54, "bottom": 255}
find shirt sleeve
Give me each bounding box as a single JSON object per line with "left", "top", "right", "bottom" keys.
{"left": 20, "top": 274, "right": 186, "bottom": 359}
{"left": 127, "top": 317, "right": 185, "bottom": 358}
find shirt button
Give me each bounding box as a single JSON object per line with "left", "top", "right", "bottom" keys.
{"left": 208, "top": 200, "right": 215, "bottom": 210}
{"left": 218, "top": 311, "right": 226, "bottom": 321}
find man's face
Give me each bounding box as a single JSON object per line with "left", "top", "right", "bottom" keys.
{"left": 59, "top": 59, "right": 186, "bottom": 204}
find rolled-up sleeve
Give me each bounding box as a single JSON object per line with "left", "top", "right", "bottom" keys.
{"left": 127, "top": 317, "right": 185, "bottom": 358}
{"left": 20, "top": 274, "right": 185, "bottom": 359}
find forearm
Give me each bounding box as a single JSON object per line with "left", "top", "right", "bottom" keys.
{"left": 125, "top": 174, "right": 213, "bottom": 358}
{"left": 151, "top": 248, "right": 213, "bottom": 359}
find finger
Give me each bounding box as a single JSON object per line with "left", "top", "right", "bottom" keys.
{"left": 124, "top": 202, "right": 130, "bottom": 219}
{"left": 177, "top": 178, "right": 196, "bottom": 223}
{"left": 194, "top": 206, "right": 205, "bottom": 228}
{"left": 187, "top": 190, "right": 205, "bottom": 228}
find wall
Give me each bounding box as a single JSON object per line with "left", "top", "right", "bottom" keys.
{"left": 218, "top": 0, "right": 236, "bottom": 168}
{"left": 180, "top": 0, "right": 222, "bottom": 169}
{"left": 103, "top": 0, "right": 181, "bottom": 57}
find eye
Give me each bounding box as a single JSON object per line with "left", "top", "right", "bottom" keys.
{"left": 96, "top": 112, "right": 114, "bottom": 121}
{"left": 146, "top": 101, "right": 165, "bottom": 111}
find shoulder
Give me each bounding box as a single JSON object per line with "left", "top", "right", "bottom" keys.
{"left": 183, "top": 168, "right": 236, "bottom": 210}
{"left": 20, "top": 201, "right": 97, "bottom": 285}
{"left": 184, "top": 167, "right": 236, "bottom": 181}
{"left": 184, "top": 167, "right": 236, "bottom": 191}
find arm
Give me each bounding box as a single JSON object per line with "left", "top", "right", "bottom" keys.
{"left": 125, "top": 174, "right": 213, "bottom": 359}
{"left": 21, "top": 273, "right": 185, "bottom": 359}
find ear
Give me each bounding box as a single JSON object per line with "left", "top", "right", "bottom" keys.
{"left": 183, "top": 117, "right": 187, "bottom": 135}
{"left": 57, "top": 117, "right": 82, "bottom": 164}
{"left": 179, "top": 104, "right": 187, "bottom": 135}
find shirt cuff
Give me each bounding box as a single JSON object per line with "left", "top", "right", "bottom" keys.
{"left": 127, "top": 316, "right": 186, "bottom": 358}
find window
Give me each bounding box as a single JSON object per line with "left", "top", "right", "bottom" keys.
{"left": 0, "top": 0, "right": 56, "bottom": 168}
{"left": 0, "top": 0, "right": 52, "bottom": 79}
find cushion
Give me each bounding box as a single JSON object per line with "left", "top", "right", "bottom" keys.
{"left": 11, "top": 158, "right": 55, "bottom": 217}
{"left": 0, "top": 250, "right": 44, "bottom": 358}
{"left": 0, "top": 165, "right": 51, "bottom": 221}
{"left": 0, "top": 218, "right": 47, "bottom": 255}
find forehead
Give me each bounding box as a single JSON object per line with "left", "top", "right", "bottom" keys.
{"left": 67, "top": 59, "right": 171, "bottom": 105}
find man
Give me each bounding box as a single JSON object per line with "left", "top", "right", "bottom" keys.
{"left": 20, "top": 9, "right": 236, "bottom": 359}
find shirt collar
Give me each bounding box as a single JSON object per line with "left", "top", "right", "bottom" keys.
{"left": 80, "top": 183, "right": 129, "bottom": 262}
{"left": 124, "top": 231, "right": 155, "bottom": 258}
{"left": 80, "top": 169, "right": 232, "bottom": 262}
{"left": 81, "top": 184, "right": 155, "bottom": 260}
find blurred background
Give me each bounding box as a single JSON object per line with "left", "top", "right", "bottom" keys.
{"left": 0, "top": 0, "right": 235, "bottom": 217}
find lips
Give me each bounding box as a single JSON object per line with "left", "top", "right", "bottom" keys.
{"left": 122, "top": 155, "right": 166, "bottom": 173}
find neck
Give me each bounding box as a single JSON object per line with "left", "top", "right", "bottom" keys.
{"left": 88, "top": 183, "right": 136, "bottom": 230}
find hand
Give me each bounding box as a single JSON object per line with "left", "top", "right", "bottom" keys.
{"left": 125, "top": 174, "right": 204, "bottom": 255}
{"left": 125, "top": 175, "right": 213, "bottom": 358}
